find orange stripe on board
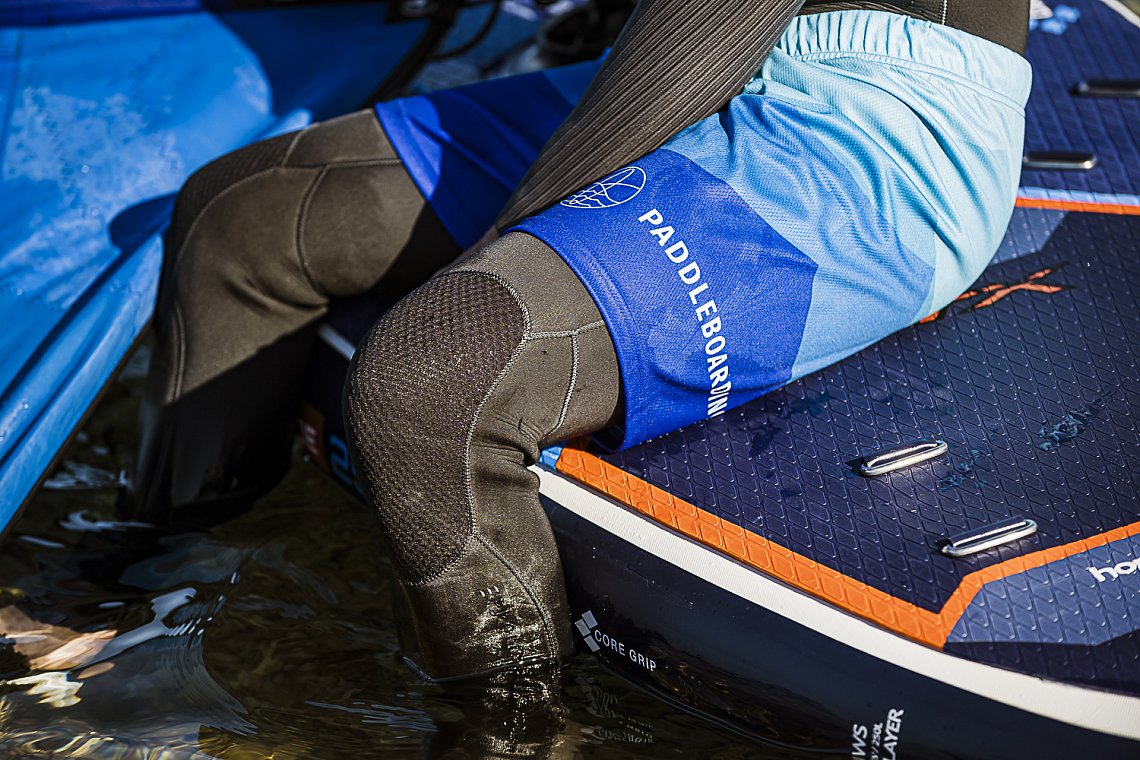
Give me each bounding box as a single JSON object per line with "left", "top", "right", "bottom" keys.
{"left": 1015, "top": 196, "right": 1140, "bottom": 215}
{"left": 555, "top": 442, "right": 1140, "bottom": 649}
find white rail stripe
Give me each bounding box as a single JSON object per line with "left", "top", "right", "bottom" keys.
{"left": 1101, "top": 0, "right": 1140, "bottom": 28}
{"left": 536, "top": 466, "right": 1140, "bottom": 741}
{"left": 317, "top": 324, "right": 356, "bottom": 362}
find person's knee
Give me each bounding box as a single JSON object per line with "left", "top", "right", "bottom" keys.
{"left": 288, "top": 110, "right": 456, "bottom": 299}
{"left": 164, "top": 112, "right": 449, "bottom": 304}
{"left": 344, "top": 271, "right": 528, "bottom": 582}
{"left": 343, "top": 247, "right": 617, "bottom": 678}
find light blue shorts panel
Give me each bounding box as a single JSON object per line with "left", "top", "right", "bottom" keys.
{"left": 751, "top": 9, "right": 1032, "bottom": 321}
{"left": 513, "top": 11, "right": 1032, "bottom": 447}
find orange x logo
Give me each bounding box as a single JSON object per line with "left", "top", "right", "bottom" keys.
{"left": 920, "top": 264, "right": 1068, "bottom": 324}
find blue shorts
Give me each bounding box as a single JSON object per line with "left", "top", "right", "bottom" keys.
{"left": 376, "top": 11, "right": 1032, "bottom": 448}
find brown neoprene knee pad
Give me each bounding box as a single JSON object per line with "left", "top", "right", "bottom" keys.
{"left": 344, "top": 271, "right": 528, "bottom": 583}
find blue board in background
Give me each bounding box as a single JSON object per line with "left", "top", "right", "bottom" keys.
{"left": 0, "top": 0, "right": 289, "bottom": 26}
{"left": 0, "top": 3, "right": 431, "bottom": 524}
{"left": 0, "top": 0, "right": 558, "bottom": 527}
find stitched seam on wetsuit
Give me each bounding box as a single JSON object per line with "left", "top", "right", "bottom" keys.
{"left": 472, "top": 532, "right": 558, "bottom": 665}
{"left": 464, "top": 336, "right": 567, "bottom": 659}
{"left": 561, "top": 334, "right": 580, "bottom": 436}
{"left": 395, "top": 322, "right": 524, "bottom": 587}
{"left": 296, "top": 166, "right": 328, "bottom": 294}
{"left": 525, "top": 321, "right": 605, "bottom": 340}
{"left": 403, "top": 270, "right": 533, "bottom": 589}
{"left": 353, "top": 271, "right": 525, "bottom": 584}
{"left": 170, "top": 129, "right": 304, "bottom": 300}
{"left": 169, "top": 172, "right": 291, "bottom": 283}
{"left": 281, "top": 124, "right": 305, "bottom": 164}
{"left": 529, "top": 321, "right": 606, "bottom": 435}
{"left": 286, "top": 157, "right": 404, "bottom": 169}
{"left": 941, "top": 0, "right": 948, "bottom": 25}
{"left": 460, "top": 272, "right": 530, "bottom": 555}
{"left": 166, "top": 130, "right": 304, "bottom": 403}
{"left": 560, "top": 334, "right": 579, "bottom": 437}
{"left": 172, "top": 301, "right": 187, "bottom": 401}
{"left": 503, "top": 321, "right": 609, "bottom": 650}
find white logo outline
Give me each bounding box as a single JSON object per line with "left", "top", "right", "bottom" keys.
{"left": 561, "top": 166, "right": 647, "bottom": 209}
{"left": 1088, "top": 555, "right": 1139, "bottom": 582}
{"left": 574, "top": 611, "right": 601, "bottom": 652}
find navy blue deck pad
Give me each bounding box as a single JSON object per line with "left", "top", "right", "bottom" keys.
{"left": 594, "top": 208, "right": 1140, "bottom": 629}
{"left": 1020, "top": 0, "right": 1140, "bottom": 206}
{"left": 949, "top": 532, "right": 1140, "bottom": 648}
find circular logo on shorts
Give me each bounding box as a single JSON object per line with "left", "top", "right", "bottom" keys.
{"left": 561, "top": 166, "right": 647, "bottom": 209}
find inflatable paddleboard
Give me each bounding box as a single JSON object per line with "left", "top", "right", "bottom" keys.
{"left": 301, "top": 0, "right": 1140, "bottom": 754}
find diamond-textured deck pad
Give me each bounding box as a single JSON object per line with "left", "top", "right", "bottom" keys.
{"left": 1019, "top": 0, "right": 1140, "bottom": 208}
{"left": 552, "top": 1, "right": 1140, "bottom": 693}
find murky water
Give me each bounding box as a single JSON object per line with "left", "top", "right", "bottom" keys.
{"left": 0, "top": 347, "right": 796, "bottom": 758}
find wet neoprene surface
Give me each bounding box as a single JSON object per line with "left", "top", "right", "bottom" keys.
{"left": 344, "top": 240, "right": 621, "bottom": 677}
{"left": 130, "top": 112, "right": 461, "bottom": 517}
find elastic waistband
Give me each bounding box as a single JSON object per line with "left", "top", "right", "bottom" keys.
{"left": 775, "top": 10, "right": 1033, "bottom": 106}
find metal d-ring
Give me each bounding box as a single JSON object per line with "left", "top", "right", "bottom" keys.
{"left": 942, "top": 517, "right": 1039, "bottom": 558}
{"left": 858, "top": 439, "right": 948, "bottom": 477}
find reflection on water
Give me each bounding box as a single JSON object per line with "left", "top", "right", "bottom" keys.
{"left": 0, "top": 349, "right": 791, "bottom": 758}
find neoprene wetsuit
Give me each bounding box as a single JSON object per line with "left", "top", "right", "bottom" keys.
{"left": 131, "top": 0, "right": 1031, "bottom": 702}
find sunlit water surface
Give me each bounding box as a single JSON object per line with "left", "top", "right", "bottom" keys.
{"left": 0, "top": 348, "right": 796, "bottom": 759}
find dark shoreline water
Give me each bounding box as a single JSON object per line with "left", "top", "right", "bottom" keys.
{"left": 0, "top": 346, "right": 798, "bottom": 759}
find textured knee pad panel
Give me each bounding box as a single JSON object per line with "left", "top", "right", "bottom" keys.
{"left": 345, "top": 272, "right": 527, "bottom": 583}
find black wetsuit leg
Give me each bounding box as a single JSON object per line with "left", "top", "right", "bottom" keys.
{"left": 130, "top": 111, "right": 460, "bottom": 520}
{"left": 345, "top": 234, "right": 622, "bottom": 679}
